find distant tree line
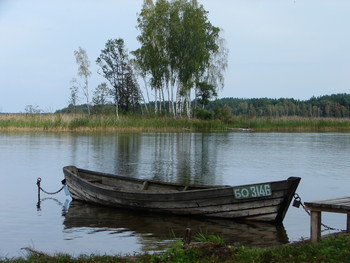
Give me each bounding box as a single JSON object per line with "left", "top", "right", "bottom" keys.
{"left": 205, "top": 93, "right": 350, "bottom": 119}
{"left": 57, "top": 93, "right": 350, "bottom": 119}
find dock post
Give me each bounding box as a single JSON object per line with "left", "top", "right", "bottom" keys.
{"left": 184, "top": 228, "right": 192, "bottom": 245}
{"left": 310, "top": 210, "right": 321, "bottom": 243}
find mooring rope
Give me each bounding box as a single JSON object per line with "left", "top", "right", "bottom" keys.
{"left": 36, "top": 178, "right": 66, "bottom": 195}
{"left": 293, "top": 193, "right": 343, "bottom": 232}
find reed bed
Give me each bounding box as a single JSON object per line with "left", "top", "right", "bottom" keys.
{"left": 0, "top": 114, "right": 227, "bottom": 132}
{"left": 0, "top": 114, "right": 350, "bottom": 132}
{"left": 240, "top": 116, "right": 350, "bottom": 132}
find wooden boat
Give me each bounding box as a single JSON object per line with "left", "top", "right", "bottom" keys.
{"left": 63, "top": 165, "right": 301, "bottom": 223}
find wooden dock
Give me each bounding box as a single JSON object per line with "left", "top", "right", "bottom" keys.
{"left": 304, "top": 197, "right": 350, "bottom": 242}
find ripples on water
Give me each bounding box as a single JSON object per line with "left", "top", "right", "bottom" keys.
{"left": 1, "top": 132, "right": 349, "bottom": 257}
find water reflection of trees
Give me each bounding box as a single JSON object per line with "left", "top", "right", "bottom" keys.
{"left": 147, "top": 133, "right": 220, "bottom": 185}
{"left": 67, "top": 133, "right": 226, "bottom": 185}
{"left": 90, "top": 134, "right": 143, "bottom": 177}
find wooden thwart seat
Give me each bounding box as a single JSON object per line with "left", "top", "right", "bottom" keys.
{"left": 304, "top": 197, "right": 350, "bottom": 243}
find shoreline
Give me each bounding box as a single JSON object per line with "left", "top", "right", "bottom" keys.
{"left": 1, "top": 114, "right": 350, "bottom": 133}
{"left": 2, "top": 232, "right": 350, "bottom": 262}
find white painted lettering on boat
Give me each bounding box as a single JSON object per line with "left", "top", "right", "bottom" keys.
{"left": 233, "top": 184, "right": 272, "bottom": 199}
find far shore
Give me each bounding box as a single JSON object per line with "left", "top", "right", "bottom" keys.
{"left": 1, "top": 113, "right": 350, "bottom": 133}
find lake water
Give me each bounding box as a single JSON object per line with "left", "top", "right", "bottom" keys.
{"left": 1, "top": 132, "right": 349, "bottom": 258}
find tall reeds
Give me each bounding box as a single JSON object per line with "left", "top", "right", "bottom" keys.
{"left": 238, "top": 116, "right": 350, "bottom": 132}
{"left": 0, "top": 114, "right": 349, "bottom": 132}
{"left": 0, "top": 114, "right": 226, "bottom": 132}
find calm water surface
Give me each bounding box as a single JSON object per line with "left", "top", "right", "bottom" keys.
{"left": 1, "top": 132, "right": 349, "bottom": 258}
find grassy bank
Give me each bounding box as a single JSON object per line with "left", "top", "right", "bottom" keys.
{"left": 2, "top": 234, "right": 350, "bottom": 263}
{"left": 0, "top": 114, "right": 350, "bottom": 132}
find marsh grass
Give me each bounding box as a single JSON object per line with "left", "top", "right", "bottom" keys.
{"left": 237, "top": 116, "right": 350, "bottom": 132}
{"left": 0, "top": 114, "right": 350, "bottom": 132}
{"left": 3, "top": 234, "right": 350, "bottom": 263}
{"left": 194, "top": 232, "right": 225, "bottom": 244}
{"left": 0, "top": 114, "right": 227, "bottom": 132}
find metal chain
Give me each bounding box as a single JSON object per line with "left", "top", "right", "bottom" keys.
{"left": 293, "top": 193, "right": 343, "bottom": 232}
{"left": 36, "top": 178, "right": 66, "bottom": 195}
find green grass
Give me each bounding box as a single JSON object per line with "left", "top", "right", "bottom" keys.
{"left": 194, "top": 232, "right": 225, "bottom": 244}
{"left": 0, "top": 114, "right": 350, "bottom": 132}
{"left": 2, "top": 234, "right": 350, "bottom": 263}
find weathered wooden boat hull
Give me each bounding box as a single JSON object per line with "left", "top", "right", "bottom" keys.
{"left": 63, "top": 166, "right": 301, "bottom": 223}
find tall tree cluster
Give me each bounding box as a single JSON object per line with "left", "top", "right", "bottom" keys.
{"left": 133, "top": 0, "right": 228, "bottom": 117}
{"left": 67, "top": 0, "right": 226, "bottom": 117}
{"left": 69, "top": 42, "right": 141, "bottom": 116}
{"left": 96, "top": 39, "right": 141, "bottom": 117}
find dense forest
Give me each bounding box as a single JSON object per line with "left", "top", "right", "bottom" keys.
{"left": 57, "top": 93, "right": 350, "bottom": 119}
{"left": 206, "top": 93, "right": 350, "bottom": 118}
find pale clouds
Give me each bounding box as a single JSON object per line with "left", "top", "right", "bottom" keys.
{"left": 0, "top": 0, "right": 349, "bottom": 112}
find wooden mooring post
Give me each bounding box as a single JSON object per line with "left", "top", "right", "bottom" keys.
{"left": 184, "top": 228, "right": 192, "bottom": 245}
{"left": 310, "top": 210, "right": 322, "bottom": 243}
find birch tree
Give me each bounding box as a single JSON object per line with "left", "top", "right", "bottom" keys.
{"left": 74, "top": 47, "right": 91, "bottom": 114}
{"left": 134, "top": 0, "right": 227, "bottom": 118}
{"left": 133, "top": 0, "right": 170, "bottom": 114}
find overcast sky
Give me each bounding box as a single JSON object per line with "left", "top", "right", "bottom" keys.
{"left": 1, "top": 0, "right": 350, "bottom": 113}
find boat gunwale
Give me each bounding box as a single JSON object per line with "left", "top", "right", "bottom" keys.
{"left": 63, "top": 165, "right": 301, "bottom": 196}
